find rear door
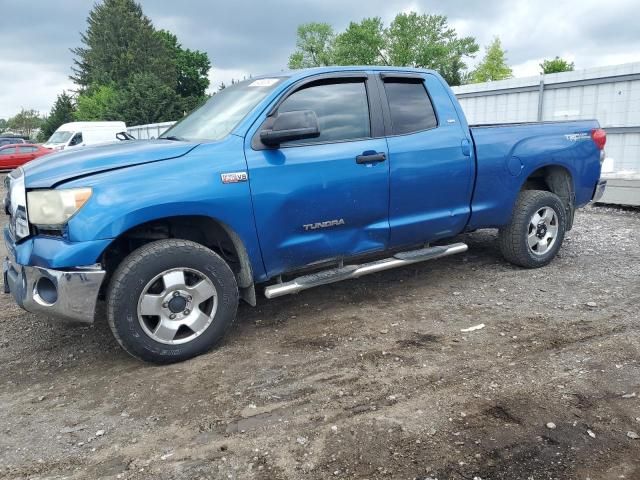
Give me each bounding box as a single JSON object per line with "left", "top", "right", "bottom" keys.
{"left": 379, "top": 73, "right": 475, "bottom": 247}
{"left": 16, "top": 146, "right": 37, "bottom": 165}
{"left": 245, "top": 74, "right": 390, "bottom": 278}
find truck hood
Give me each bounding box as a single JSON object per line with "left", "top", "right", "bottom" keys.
{"left": 23, "top": 140, "right": 199, "bottom": 188}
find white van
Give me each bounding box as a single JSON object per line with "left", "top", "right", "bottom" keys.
{"left": 43, "top": 121, "right": 127, "bottom": 151}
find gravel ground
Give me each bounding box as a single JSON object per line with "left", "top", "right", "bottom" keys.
{"left": 0, "top": 181, "right": 639, "bottom": 479}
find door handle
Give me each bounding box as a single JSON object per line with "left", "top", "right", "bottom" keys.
{"left": 356, "top": 152, "right": 386, "bottom": 164}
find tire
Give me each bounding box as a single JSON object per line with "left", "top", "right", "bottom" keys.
{"left": 498, "top": 190, "right": 567, "bottom": 268}
{"left": 107, "top": 239, "right": 238, "bottom": 364}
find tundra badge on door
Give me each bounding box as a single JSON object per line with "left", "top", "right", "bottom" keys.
{"left": 303, "top": 219, "right": 345, "bottom": 231}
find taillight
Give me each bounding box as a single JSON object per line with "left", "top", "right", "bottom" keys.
{"left": 591, "top": 128, "right": 606, "bottom": 150}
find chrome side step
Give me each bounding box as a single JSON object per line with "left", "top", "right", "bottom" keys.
{"left": 264, "top": 242, "right": 468, "bottom": 299}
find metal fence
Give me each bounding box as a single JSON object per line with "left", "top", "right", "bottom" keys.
{"left": 127, "top": 121, "right": 175, "bottom": 140}
{"left": 452, "top": 62, "right": 640, "bottom": 173}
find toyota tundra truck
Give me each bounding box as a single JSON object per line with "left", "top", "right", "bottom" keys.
{"left": 2, "top": 67, "right": 607, "bottom": 363}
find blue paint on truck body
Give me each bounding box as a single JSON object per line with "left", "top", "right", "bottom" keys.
{"left": 8, "top": 66, "right": 603, "bottom": 285}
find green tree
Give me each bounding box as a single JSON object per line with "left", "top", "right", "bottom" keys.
{"left": 70, "top": 0, "right": 214, "bottom": 124}
{"left": 117, "top": 73, "right": 182, "bottom": 125}
{"left": 333, "top": 17, "right": 386, "bottom": 65}
{"left": 385, "top": 13, "right": 479, "bottom": 86}
{"left": 540, "top": 56, "right": 575, "bottom": 74}
{"left": 156, "top": 30, "right": 211, "bottom": 98}
{"left": 75, "top": 84, "right": 121, "bottom": 121}
{"left": 7, "top": 109, "right": 44, "bottom": 138}
{"left": 71, "top": 0, "right": 175, "bottom": 89}
{"left": 288, "top": 22, "right": 335, "bottom": 69}
{"left": 469, "top": 37, "right": 513, "bottom": 83}
{"left": 0, "top": 118, "right": 7, "bottom": 133}
{"left": 40, "top": 92, "right": 76, "bottom": 140}
{"left": 288, "top": 13, "right": 478, "bottom": 86}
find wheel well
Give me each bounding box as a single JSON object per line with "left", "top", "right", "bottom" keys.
{"left": 521, "top": 165, "right": 575, "bottom": 229}
{"left": 101, "top": 216, "right": 256, "bottom": 305}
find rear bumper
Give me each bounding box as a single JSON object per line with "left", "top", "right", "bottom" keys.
{"left": 3, "top": 251, "right": 105, "bottom": 324}
{"left": 592, "top": 179, "right": 607, "bottom": 203}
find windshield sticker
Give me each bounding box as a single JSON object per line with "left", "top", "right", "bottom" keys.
{"left": 249, "top": 78, "right": 280, "bottom": 87}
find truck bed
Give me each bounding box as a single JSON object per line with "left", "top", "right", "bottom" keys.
{"left": 467, "top": 119, "right": 603, "bottom": 230}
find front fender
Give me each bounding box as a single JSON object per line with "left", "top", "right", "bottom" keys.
{"left": 62, "top": 138, "right": 268, "bottom": 281}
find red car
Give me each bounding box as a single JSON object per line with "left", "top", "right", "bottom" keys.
{"left": 0, "top": 144, "right": 52, "bottom": 169}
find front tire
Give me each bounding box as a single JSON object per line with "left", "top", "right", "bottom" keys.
{"left": 107, "top": 239, "right": 238, "bottom": 364}
{"left": 498, "top": 190, "right": 567, "bottom": 268}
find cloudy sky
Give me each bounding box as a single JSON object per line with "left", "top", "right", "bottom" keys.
{"left": 1, "top": 0, "right": 639, "bottom": 120}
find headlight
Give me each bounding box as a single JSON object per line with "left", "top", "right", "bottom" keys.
{"left": 27, "top": 188, "right": 92, "bottom": 226}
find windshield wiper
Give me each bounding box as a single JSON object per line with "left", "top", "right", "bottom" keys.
{"left": 162, "top": 135, "right": 184, "bottom": 141}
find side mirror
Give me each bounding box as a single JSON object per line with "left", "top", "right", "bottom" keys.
{"left": 260, "top": 110, "right": 320, "bottom": 147}
{"left": 116, "top": 131, "right": 135, "bottom": 141}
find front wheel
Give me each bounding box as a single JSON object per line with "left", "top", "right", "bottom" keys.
{"left": 498, "top": 190, "right": 567, "bottom": 268}
{"left": 107, "top": 239, "right": 238, "bottom": 363}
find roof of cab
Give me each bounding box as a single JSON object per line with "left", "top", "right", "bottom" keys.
{"left": 256, "top": 65, "right": 439, "bottom": 82}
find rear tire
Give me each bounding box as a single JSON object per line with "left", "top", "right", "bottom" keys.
{"left": 107, "top": 239, "right": 238, "bottom": 364}
{"left": 498, "top": 190, "right": 567, "bottom": 268}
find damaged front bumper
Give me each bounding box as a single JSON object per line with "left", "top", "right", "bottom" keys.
{"left": 2, "top": 226, "right": 107, "bottom": 324}
{"left": 3, "top": 253, "right": 105, "bottom": 324}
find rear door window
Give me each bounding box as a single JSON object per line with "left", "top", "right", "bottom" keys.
{"left": 18, "top": 146, "right": 38, "bottom": 153}
{"left": 383, "top": 80, "right": 437, "bottom": 135}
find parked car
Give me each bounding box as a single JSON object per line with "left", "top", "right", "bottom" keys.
{"left": 3, "top": 66, "right": 606, "bottom": 363}
{"left": 0, "top": 143, "right": 51, "bottom": 169}
{"left": 42, "top": 121, "right": 127, "bottom": 151}
{"left": 0, "top": 136, "right": 27, "bottom": 146}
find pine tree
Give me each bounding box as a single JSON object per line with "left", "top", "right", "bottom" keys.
{"left": 40, "top": 92, "right": 76, "bottom": 140}
{"left": 69, "top": 0, "right": 212, "bottom": 125}
{"left": 469, "top": 37, "right": 513, "bottom": 83}
{"left": 71, "top": 0, "right": 175, "bottom": 89}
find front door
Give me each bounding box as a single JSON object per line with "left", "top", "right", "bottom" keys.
{"left": 245, "top": 76, "right": 390, "bottom": 278}
{"left": 0, "top": 147, "right": 18, "bottom": 169}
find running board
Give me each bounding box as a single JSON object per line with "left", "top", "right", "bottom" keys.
{"left": 264, "top": 242, "right": 468, "bottom": 299}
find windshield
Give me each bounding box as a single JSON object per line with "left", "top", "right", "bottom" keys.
{"left": 47, "top": 131, "right": 73, "bottom": 144}
{"left": 160, "top": 77, "right": 286, "bottom": 142}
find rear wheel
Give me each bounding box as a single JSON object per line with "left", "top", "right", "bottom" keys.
{"left": 498, "top": 190, "right": 567, "bottom": 268}
{"left": 107, "top": 239, "right": 238, "bottom": 363}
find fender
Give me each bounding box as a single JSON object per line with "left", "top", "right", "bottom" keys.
{"left": 62, "top": 138, "right": 269, "bottom": 282}
{"left": 468, "top": 120, "right": 599, "bottom": 230}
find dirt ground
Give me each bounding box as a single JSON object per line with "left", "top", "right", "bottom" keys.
{"left": 0, "top": 181, "right": 639, "bottom": 480}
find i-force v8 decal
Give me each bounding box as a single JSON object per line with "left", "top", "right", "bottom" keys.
{"left": 221, "top": 172, "right": 248, "bottom": 184}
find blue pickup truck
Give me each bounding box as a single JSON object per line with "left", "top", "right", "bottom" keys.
{"left": 3, "top": 66, "right": 606, "bottom": 363}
